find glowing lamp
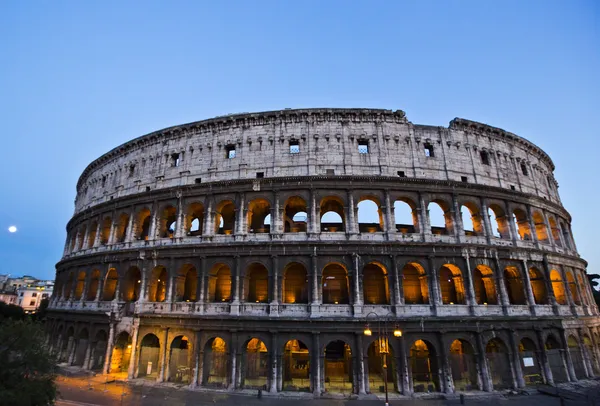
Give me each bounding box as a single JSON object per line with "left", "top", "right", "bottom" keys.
{"left": 394, "top": 329, "right": 402, "bottom": 337}
{"left": 363, "top": 327, "right": 372, "bottom": 336}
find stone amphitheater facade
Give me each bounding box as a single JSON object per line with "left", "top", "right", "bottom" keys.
{"left": 47, "top": 108, "right": 600, "bottom": 396}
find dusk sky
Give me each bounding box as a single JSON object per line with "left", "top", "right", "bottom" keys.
{"left": 0, "top": 0, "right": 598, "bottom": 280}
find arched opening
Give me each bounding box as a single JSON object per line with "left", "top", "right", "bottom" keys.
{"left": 428, "top": 200, "right": 452, "bottom": 235}
{"left": 244, "top": 263, "right": 269, "bottom": 303}
{"left": 548, "top": 217, "right": 562, "bottom": 247}
{"left": 283, "top": 196, "right": 308, "bottom": 233}
{"left": 566, "top": 271, "right": 580, "bottom": 305}
{"left": 122, "top": 267, "right": 142, "bottom": 302}
{"left": 102, "top": 268, "right": 118, "bottom": 301}
{"left": 367, "top": 339, "right": 397, "bottom": 393}
{"left": 147, "top": 266, "right": 168, "bottom": 302}
{"left": 115, "top": 213, "right": 129, "bottom": 243}
{"left": 473, "top": 265, "right": 497, "bottom": 305}
{"left": 91, "top": 330, "right": 108, "bottom": 370}
{"left": 320, "top": 196, "right": 345, "bottom": 232}
{"left": 138, "top": 334, "right": 160, "bottom": 379}
{"left": 73, "top": 328, "right": 89, "bottom": 366}
{"left": 577, "top": 274, "right": 589, "bottom": 306}
{"left": 175, "top": 265, "right": 197, "bottom": 302}
{"left": 583, "top": 336, "right": 600, "bottom": 376}
{"left": 76, "top": 226, "right": 86, "bottom": 251}
{"left": 488, "top": 204, "right": 509, "bottom": 238}
{"left": 504, "top": 267, "right": 526, "bottom": 305}
{"left": 110, "top": 332, "right": 132, "bottom": 374}
{"left": 282, "top": 262, "right": 308, "bottom": 304}
{"left": 159, "top": 205, "right": 177, "bottom": 238}
{"left": 73, "top": 271, "right": 86, "bottom": 300}
{"left": 322, "top": 263, "right": 350, "bottom": 304}
{"left": 439, "top": 264, "right": 465, "bottom": 305}
{"left": 560, "top": 221, "right": 572, "bottom": 249}
{"left": 87, "top": 221, "right": 98, "bottom": 248}
{"left": 394, "top": 198, "right": 418, "bottom": 234}
{"left": 532, "top": 211, "right": 549, "bottom": 243}
{"left": 63, "top": 272, "right": 74, "bottom": 300}
{"left": 402, "top": 262, "right": 429, "bottom": 304}
{"left": 546, "top": 335, "right": 568, "bottom": 382}
{"left": 485, "top": 338, "right": 512, "bottom": 390}
{"left": 324, "top": 340, "right": 353, "bottom": 394}
{"left": 185, "top": 202, "right": 204, "bottom": 236}
{"left": 550, "top": 270, "right": 567, "bottom": 305}
{"left": 283, "top": 339, "right": 310, "bottom": 392}
{"left": 519, "top": 338, "right": 542, "bottom": 385}
{"left": 461, "top": 202, "right": 484, "bottom": 236}
{"left": 357, "top": 198, "right": 383, "bottom": 233}
{"left": 203, "top": 337, "right": 228, "bottom": 387}
{"left": 449, "top": 339, "right": 478, "bottom": 391}
{"left": 208, "top": 264, "right": 231, "bottom": 302}
{"left": 363, "top": 263, "right": 390, "bottom": 305}
{"left": 60, "top": 327, "right": 75, "bottom": 362}
{"left": 135, "top": 209, "right": 151, "bottom": 240}
{"left": 100, "top": 216, "right": 112, "bottom": 245}
{"left": 86, "top": 269, "right": 100, "bottom": 301}
{"left": 513, "top": 209, "right": 532, "bottom": 241}
{"left": 168, "top": 335, "right": 192, "bottom": 384}
{"left": 215, "top": 200, "right": 235, "bottom": 235}
{"left": 529, "top": 267, "right": 548, "bottom": 304}
{"left": 410, "top": 339, "right": 440, "bottom": 392}
{"left": 247, "top": 198, "right": 271, "bottom": 233}
{"left": 243, "top": 338, "right": 269, "bottom": 389}
{"left": 568, "top": 336, "right": 586, "bottom": 379}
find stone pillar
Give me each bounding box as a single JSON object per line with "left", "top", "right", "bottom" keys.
{"left": 127, "top": 324, "right": 139, "bottom": 379}
{"left": 83, "top": 340, "right": 93, "bottom": 370}
{"left": 462, "top": 254, "right": 477, "bottom": 309}
{"left": 310, "top": 253, "right": 320, "bottom": 316}
{"left": 542, "top": 256, "right": 559, "bottom": 313}
{"left": 125, "top": 209, "right": 135, "bottom": 242}
{"left": 203, "top": 197, "right": 213, "bottom": 237}
{"left": 560, "top": 331, "right": 577, "bottom": 381}
{"left": 191, "top": 332, "right": 202, "bottom": 387}
{"left": 356, "top": 332, "right": 366, "bottom": 394}
{"left": 427, "top": 256, "right": 441, "bottom": 311}
{"left": 419, "top": 194, "right": 431, "bottom": 242}
{"left": 175, "top": 193, "right": 185, "bottom": 239}
{"left": 138, "top": 264, "right": 148, "bottom": 303}
{"left": 475, "top": 333, "right": 493, "bottom": 391}
{"left": 508, "top": 330, "right": 525, "bottom": 388}
{"left": 521, "top": 259, "right": 536, "bottom": 310}
{"left": 230, "top": 255, "right": 241, "bottom": 315}
{"left": 93, "top": 219, "right": 102, "bottom": 247}
{"left": 270, "top": 333, "right": 278, "bottom": 393}
{"left": 272, "top": 191, "right": 282, "bottom": 235}
{"left": 452, "top": 194, "right": 465, "bottom": 243}
{"left": 494, "top": 255, "right": 510, "bottom": 310}
{"left": 270, "top": 255, "right": 279, "bottom": 316}
{"left": 439, "top": 335, "right": 455, "bottom": 393}
{"left": 526, "top": 205, "right": 540, "bottom": 248}
{"left": 67, "top": 337, "right": 77, "bottom": 365}
{"left": 103, "top": 322, "right": 115, "bottom": 374}
{"left": 197, "top": 256, "right": 206, "bottom": 313}
{"left": 229, "top": 335, "right": 238, "bottom": 389}
{"left": 236, "top": 193, "right": 246, "bottom": 236}
{"left": 391, "top": 255, "right": 403, "bottom": 312}
{"left": 352, "top": 253, "right": 363, "bottom": 315}
{"left": 480, "top": 199, "right": 494, "bottom": 244}
{"left": 384, "top": 189, "right": 396, "bottom": 238}
{"left": 535, "top": 329, "right": 554, "bottom": 385}
{"left": 158, "top": 328, "right": 169, "bottom": 382}
{"left": 504, "top": 201, "right": 518, "bottom": 243}
{"left": 312, "top": 333, "right": 321, "bottom": 395}
{"left": 309, "top": 188, "right": 318, "bottom": 236}
{"left": 148, "top": 201, "right": 159, "bottom": 241}
{"left": 399, "top": 335, "right": 411, "bottom": 395}
{"left": 346, "top": 190, "right": 357, "bottom": 235}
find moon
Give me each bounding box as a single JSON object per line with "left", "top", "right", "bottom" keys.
{"left": 8, "top": 226, "right": 17, "bottom": 233}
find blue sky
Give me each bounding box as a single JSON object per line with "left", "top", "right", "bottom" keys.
{"left": 0, "top": 0, "right": 598, "bottom": 280}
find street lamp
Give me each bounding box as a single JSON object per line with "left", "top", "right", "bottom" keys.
{"left": 363, "top": 312, "right": 402, "bottom": 406}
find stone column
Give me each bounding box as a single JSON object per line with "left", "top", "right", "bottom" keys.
{"left": 272, "top": 191, "right": 282, "bottom": 236}
{"left": 508, "top": 330, "right": 525, "bottom": 388}
{"left": 560, "top": 331, "right": 577, "bottom": 381}
{"left": 125, "top": 209, "right": 135, "bottom": 242}
{"left": 475, "top": 333, "right": 493, "bottom": 391}
{"left": 419, "top": 193, "right": 431, "bottom": 242}
{"left": 197, "top": 256, "right": 206, "bottom": 313}
{"left": 535, "top": 329, "right": 554, "bottom": 385}
{"left": 230, "top": 255, "right": 241, "bottom": 315}
{"left": 312, "top": 333, "right": 321, "bottom": 395}
{"left": 391, "top": 255, "right": 402, "bottom": 312}
{"left": 352, "top": 253, "right": 363, "bottom": 315}
{"left": 67, "top": 337, "right": 77, "bottom": 365}
{"left": 309, "top": 188, "right": 318, "bottom": 236}
{"left": 148, "top": 201, "right": 159, "bottom": 241}
{"left": 356, "top": 332, "right": 366, "bottom": 394}
{"left": 310, "top": 253, "right": 320, "bottom": 316}
{"left": 526, "top": 205, "right": 540, "bottom": 248}
{"left": 138, "top": 264, "right": 148, "bottom": 303}
{"left": 203, "top": 197, "right": 213, "bottom": 238}
{"left": 542, "top": 256, "right": 559, "bottom": 313}
{"left": 462, "top": 254, "right": 477, "bottom": 310}
{"left": 346, "top": 189, "right": 357, "bottom": 235}
{"left": 229, "top": 335, "right": 238, "bottom": 389}
{"left": 83, "top": 340, "right": 93, "bottom": 370}
{"left": 270, "top": 333, "right": 278, "bottom": 393}
{"left": 493, "top": 256, "right": 510, "bottom": 311}
{"left": 191, "top": 332, "right": 202, "bottom": 387}
{"left": 270, "top": 255, "right": 279, "bottom": 316}
{"left": 127, "top": 324, "right": 139, "bottom": 379}
{"left": 521, "top": 260, "right": 536, "bottom": 311}
{"left": 93, "top": 219, "right": 102, "bottom": 247}
{"left": 175, "top": 193, "right": 185, "bottom": 239}
{"left": 399, "top": 335, "right": 411, "bottom": 395}
{"left": 480, "top": 199, "right": 494, "bottom": 244}
{"left": 235, "top": 193, "right": 246, "bottom": 236}
{"left": 439, "top": 335, "right": 455, "bottom": 393}
{"left": 452, "top": 194, "right": 465, "bottom": 243}
{"left": 158, "top": 328, "right": 169, "bottom": 382}
{"left": 384, "top": 189, "right": 396, "bottom": 239}
{"left": 427, "top": 256, "right": 441, "bottom": 312}
{"left": 103, "top": 322, "right": 115, "bottom": 374}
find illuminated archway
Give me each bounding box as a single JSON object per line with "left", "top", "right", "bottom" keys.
{"left": 402, "top": 262, "right": 429, "bottom": 304}
{"left": 203, "top": 337, "right": 228, "bottom": 387}
{"left": 243, "top": 338, "right": 269, "bottom": 389}
{"left": 410, "top": 339, "right": 440, "bottom": 392}
{"left": 322, "top": 263, "right": 349, "bottom": 304}
{"left": 283, "top": 339, "right": 310, "bottom": 392}
{"left": 324, "top": 340, "right": 353, "bottom": 394}
{"left": 363, "top": 263, "right": 390, "bottom": 305}
{"left": 485, "top": 338, "right": 512, "bottom": 390}
{"left": 449, "top": 339, "right": 478, "bottom": 391}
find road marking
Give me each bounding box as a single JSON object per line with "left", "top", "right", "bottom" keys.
{"left": 56, "top": 400, "right": 102, "bottom": 406}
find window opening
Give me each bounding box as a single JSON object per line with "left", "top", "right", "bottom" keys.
{"left": 195, "top": 178, "right": 202, "bottom": 184}
{"left": 398, "top": 171, "right": 406, "bottom": 177}
{"left": 358, "top": 140, "right": 369, "bottom": 154}
{"left": 289, "top": 140, "right": 299, "bottom": 154}
{"left": 461, "top": 176, "right": 468, "bottom": 183}
{"left": 424, "top": 143, "right": 435, "bottom": 157}
{"left": 101, "top": 176, "right": 107, "bottom": 188}
{"left": 480, "top": 151, "right": 490, "bottom": 165}
{"left": 226, "top": 145, "right": 236, "bottom": 159}
{"left": 510, "top": 185, "right": 515, "bottom": 191}
{"left": 521, "top": 163, "right": 528, "bottom": 176}
{"left": 145, "top": 186, "right": 151, "bottom": 192}
{"left": 326, "top": 169, "right": 335, "bottom": 176}
{"left": 256, "top": 172, "right": 264, "bottom": 179}
{"left": 171, "top": 153, "right": 180, "bottom": 167}
{"left": 129, "top": 165, "right": 135, "bottom": 178}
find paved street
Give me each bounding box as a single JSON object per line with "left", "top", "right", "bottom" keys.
{"left": 54, "top": 372, "right": 600, "bottom": 406}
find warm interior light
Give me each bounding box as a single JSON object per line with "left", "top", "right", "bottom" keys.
{"left": 137, "top": 280, "right": 141, "bottom": 283}
{"left": 394, "top": 329, "right": 402, "bottom": 337}
{"left": 484, "top": 302, "right": 488, "bottom": 305}
{"left": 334, "top": 301, "right": 338, "bottom": 304}
{"left": 127, "top": 344, "right": 132, "bottom": 349}
{"left": 364, "top": 327, "right": 372, "bottom": 336}
{"left": 450, "top": 302, "right": 454, "bottom": 305}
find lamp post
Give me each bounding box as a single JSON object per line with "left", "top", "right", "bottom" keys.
{"left": 363, "top": 312, "right": 401, "bottom": 406}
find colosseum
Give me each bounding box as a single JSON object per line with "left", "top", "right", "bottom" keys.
{"left": 47, "top": 108, "right": 600, "bottom": 397}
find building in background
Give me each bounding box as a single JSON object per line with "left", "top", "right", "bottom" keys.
{"left": 0, "top": 274, "right": 54, "bottom": 312}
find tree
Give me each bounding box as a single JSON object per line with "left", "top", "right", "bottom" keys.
{"left": 0, "top": 319, "right": 57, "bottom": 406}
{"left": 0, "top": 302, "right": 25, "bottom": 321}
{"left": 587, "top": 273, "right": 600, "bottom": 307}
